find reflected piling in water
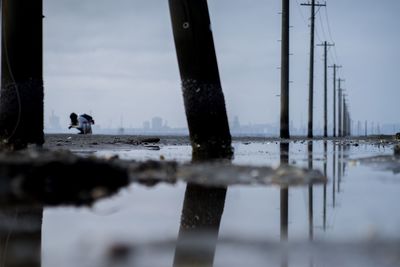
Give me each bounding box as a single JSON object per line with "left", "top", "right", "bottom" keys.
{"left": 0, "top": 0, "right": 44, "bottom": 148}
{"left": 332, "top": 142, "right": 337, "bottom": 208}
{"left": 280, "top": 143, "right": 289, "bottom": 241}
{"left": 307, "top": 142, "right": 314, "bottom": 241}
{"left": 0, "top": 205, "right": 42, "bottom": 267}
{"left": 323, "top": 141, "right": 327, "bottom": 231}
{"left": 280, "top": 142, "right": 289, "bottom": 267}
{"left": 173, "top": 184, "right": 227, "bottom": 267}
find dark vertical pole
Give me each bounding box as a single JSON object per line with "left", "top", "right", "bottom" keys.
{"left": 338, "top": 80, "right": 342, "bottom": 137}
{"left": 301, "top": 1, "right": 325, "bottom": 138}
{"left": 323, "top": 42, "right": 328, "bottom": 137}
{"left": 307, "top": 141, "right": 313, "bottom": 240}
{"left": 343, "top": 101, "right": 346, "bottom": 137}
{"left": 168, "top": 0, "right": 232, "bottom": 160}
{"left": 0, "top": 0, "right": 44, "bottom": 148}
{"left": 371, "top": 122, "right": 374, "bottom": 136}
{"left": 280, "top": 0, "right": 290, "bottom": 139}
{"left": 280, "top": 143, "right": 289, "bottom": 241}
{"left": 365, "top": 120, "right": 368, "bottom": 137}
{"left": 174, "top": 185, "right": 226, "bottom": 267}
{"left": 317, "top": 42, "right": 334, "bottom": 137}
{"left": 307, "top": 0, "right": 315, "bottom": 139}
{"left": 328, "top": 65, "right": 342, "bottom": 137}
{"left": 332, "top": 65, "right": 337, "bottom": 137}
{"left": 0, "top": 206, "right": 43, "bottom": 267}
{"left": 332, "top": 142, "right": 336, "bottom": 208}
{"left": 323, "top": 141, "right": 327, "bottom": 231}
{"left": 280, "top": 142, "right": 289, "bottom": 267}
{"left": 338, "top": 144, "right": 342, "bottom": 193}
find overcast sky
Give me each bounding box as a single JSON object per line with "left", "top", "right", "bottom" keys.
{"left": 43, "top": 0, "right": 400, "bottom": 132}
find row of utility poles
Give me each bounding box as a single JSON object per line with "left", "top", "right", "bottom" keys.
{"left": 280, "top": 0, "right": 352, "bottom": 139}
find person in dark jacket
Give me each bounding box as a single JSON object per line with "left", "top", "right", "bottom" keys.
{"left": 68, "top": 113, "right": 95, "bottom": 134}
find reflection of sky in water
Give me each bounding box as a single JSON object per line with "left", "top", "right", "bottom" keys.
{"left": 43, "top": 141, "right": 400, "bottom": 267}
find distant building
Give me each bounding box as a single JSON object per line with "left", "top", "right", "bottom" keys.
{"left": 152, "top": 117, "right": 163, "bottom": 131}
{"left": 232, "top": 116, "right": 240, "bottom": 130}
{"left": 48, "top": 111, "right": 61, "bottom": 130}
{"left": 143, "top": 121, "right": 150, "bottom": 130}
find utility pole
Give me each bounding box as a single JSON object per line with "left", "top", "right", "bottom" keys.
{"left": 168, "top": 0, "right": 232, "bottom": 160}
{"left": 317, "top": 42, "right": 334, "bottom": 138}
{"left": 337, "top": 79, "right": 345, "bottom": 137}
{"left": 280, "top": 0, "right": 290, "bottom": 139}
{"left": 365, "top": 120, "right": 368, "bottom": 137}
{"left": 0, "top": 0, "right": 44, "bottom": 148}
{"left": 343, "top": 100, "right": 346, "bottom": 136}
{"left": 328, "top": 64, "right": 342, "bottom": 137}
{"left": 301, "top": 0, "right": 326, "bottom": 138}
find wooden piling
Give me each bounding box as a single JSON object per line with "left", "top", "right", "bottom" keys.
{"left": 0, "top": 0, "right": 44, "bottom": 148}
{"left": 168, "top": 0, "right": 232, "bottom": 160}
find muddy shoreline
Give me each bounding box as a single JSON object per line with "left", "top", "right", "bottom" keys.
{"left": 44, "top": 133, "right": 397, "bottom": 152}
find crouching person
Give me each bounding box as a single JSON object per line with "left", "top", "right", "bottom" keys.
{"left": 69, "top": 113, "right": 95, "bottom": 134}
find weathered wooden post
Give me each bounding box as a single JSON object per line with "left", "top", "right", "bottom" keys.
{"left": 0, "top": 0, "right": 44, "bottom": 148}
{"left": 280, "top": 0, "right": 290, "bottom": 139}
{"left": 168, "top": 0, "right": 232, "bottom": 160}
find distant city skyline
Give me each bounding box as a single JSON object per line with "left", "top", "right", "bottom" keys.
{"left": 46, "top": 110, "right": 399, "bottom": 137}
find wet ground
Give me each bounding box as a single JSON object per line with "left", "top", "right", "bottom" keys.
{"left": 2, "top": 135, "right": 400, "bottom": 267}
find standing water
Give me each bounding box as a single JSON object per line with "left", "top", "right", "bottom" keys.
{"left": 2, "top": 139, "right": 400, "bottom": 267}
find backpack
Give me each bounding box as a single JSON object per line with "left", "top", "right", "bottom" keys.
{"left": 81, "top": 114, "right": 95, "bottom": 124}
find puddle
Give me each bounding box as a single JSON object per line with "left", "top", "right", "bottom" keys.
{"left": 1, "top": 140, "right": 400, "bottom": 266}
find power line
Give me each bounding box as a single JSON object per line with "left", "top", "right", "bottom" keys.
{"left": 324, "top": 7, "right": 340, "bottom": 63}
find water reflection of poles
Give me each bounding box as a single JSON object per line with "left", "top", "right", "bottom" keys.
{"left": 280, "top": 142, "right": 289, "bottom": 267}
{"left": 332, "top": 142, "right": 337, "bottom": 208}
{"left": 0, "top": 206, "right": 43, "bottom": 267}
{"left": 307, "top": 142, "right": 313, "bottom": 241}
{"left": 338, "top": 143, "right": 344, "bottom": 193}
{"left": 280, "top": 143, "right": 289, "bottom": 242}
{"left": 323, "top": 141, "right": 327, "bottom": 231}
{"left": 174, "top": 185, "right": 227, "bottom": 267}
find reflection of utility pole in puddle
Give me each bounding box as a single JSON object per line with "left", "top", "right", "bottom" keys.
{"left": 173, "top": 185, "right": 227, "bottom": 267}
{"left": 338, "top": 144, "right": 342, "bottom": 193}
{"left": 280, "top": 142, "right": 289, "bottom": 267}
{"left": 307, "top": 141, "right": 314, "bottom": 267}
{"left": 332, "top": 142, "right": 337, "bottom": 208}
{"left": 323, "top": 141, "right": 328, "bottom": 231}
{"left": 307, "top": 142, "right": 314, "bottom": 241}
{"left": 0, "top": 206, "right": 43, "bottom": 267}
